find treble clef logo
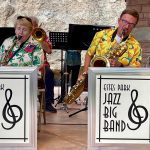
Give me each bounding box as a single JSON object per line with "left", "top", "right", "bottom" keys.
{"left": 1, "top": 88, "right": 23, "bottom": 130}
{"left": 127, "top": 89, "right": 148, "bottom": 130}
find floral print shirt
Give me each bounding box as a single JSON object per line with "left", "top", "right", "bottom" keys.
{"left": 0, "top": 36, "right": 43, "bottom": 67}
{"left": 87, "top": 28, "right": 142, "bottom": 67}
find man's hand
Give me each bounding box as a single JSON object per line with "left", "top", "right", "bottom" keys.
{"left": 109, "top": 58, "right": 123, "bottom": 67}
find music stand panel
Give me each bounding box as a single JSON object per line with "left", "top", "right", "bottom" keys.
{"left": 68, "top": 24, "right": 112, "bottom": 50}
{"left": 0, "top": 27, "right": 15, "bottom": 46}
{"left": 49, "top": 32, "right": 68, "bottom": 49}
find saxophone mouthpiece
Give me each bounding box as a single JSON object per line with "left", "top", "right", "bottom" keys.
{"left": 121, "top": 29, "right": 126, "bottom": 39}
{"left": 17, "top": 35, "right": 22, "bottom": 41}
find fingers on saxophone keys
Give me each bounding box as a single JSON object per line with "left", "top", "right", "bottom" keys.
{"left": 77, "top": 75, "right": 84, "bottom": 81}
{"left": 109, "top": 59, "right": 115, "bottom": 67}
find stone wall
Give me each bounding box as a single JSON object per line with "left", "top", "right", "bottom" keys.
{"left": 0, "top": 0, "right": 126, "bottom": 70}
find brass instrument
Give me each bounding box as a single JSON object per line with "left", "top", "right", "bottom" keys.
{"left": 0, "top": 36, "right": 22, "bottom": 66}
{"left": 90, "top": 55, "right": 110, "bottom": 67}
{"left": 90, "top": 40, "right": 128, "bottom": 67}
{"left": 32, "top": 27, "right": 46, "bottom": 42}
{"left": 63, "top": 78, "right": 86, "bottom": 104}
{"left": 64, "top": 33, "right": 128, "bottom": 104}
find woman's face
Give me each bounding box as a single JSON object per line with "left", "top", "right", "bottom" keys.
{"left": 15, "top": 24, "right": 32, "bottom": 43}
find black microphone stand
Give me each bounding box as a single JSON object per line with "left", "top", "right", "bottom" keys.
{"left": 69, "top": 96, "right": 88, "bottom": 117}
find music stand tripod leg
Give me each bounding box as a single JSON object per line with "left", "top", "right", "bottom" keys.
{"left": 54, "top": 49, "right": 69, "bottom": 113}
{"left": 69, "top": 96, "right": 88, "bottom": 117}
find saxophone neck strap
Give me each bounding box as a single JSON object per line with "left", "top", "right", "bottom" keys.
{"left": 7, "top": 38, "right": 27, "bottom": 64}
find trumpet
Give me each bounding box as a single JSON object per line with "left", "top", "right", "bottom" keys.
{"left": 32, "top": 27, "right": 46, "bottom": 43}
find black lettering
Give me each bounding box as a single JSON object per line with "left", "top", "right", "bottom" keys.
{"left": 118, "top": 84, "right": 130, "bottom": 91}
{"left": 103, "top": 84, "right": 115, "bottom": 91}
{"left": 103, "top": 120, "right": 109, "bottom": 131}
{"left": 103, "top": 120, "right": 126, "bottom": 132}
{"left": 109, "top": 120, "right": 115, "bottom": 132}
{"left": 113, "top": 93, "right": 121, "bottom": 105}
{"left": 0, "top": 84, "right": 4, "bottom": 90}
{"left": 103, "top": 93, "right": 121, "bottom": 105}
{"left": 103, "top": 106, "right": 117, "bottom": 118}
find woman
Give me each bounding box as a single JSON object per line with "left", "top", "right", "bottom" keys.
{"left": 31, "top": 16, "right": 57, "bottom": 113}
{"left": 0, "top": 16, "right": 43, "bottom": 67}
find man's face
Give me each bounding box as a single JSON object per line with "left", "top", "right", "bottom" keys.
{"left": 118, "top": 14, "right": 137, "bottom": 37}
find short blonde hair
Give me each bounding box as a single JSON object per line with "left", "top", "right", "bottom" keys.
{"left": 15, "top": 16, "right": 33, "bottom": 31}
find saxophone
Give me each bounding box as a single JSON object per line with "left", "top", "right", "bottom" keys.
{"left": 1, "top": 36, "right": 22, "bottom": 66}
{"left": 63, "top": 73, "right": 87, "bottom": 105}
{"left": 64, "top": 30, "right": 128, "bottom": 104}
{"left": 90, "top": 39, "right": 128, "bottom": 67}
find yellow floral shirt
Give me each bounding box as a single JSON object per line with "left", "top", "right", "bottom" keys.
{"left": 87, "top": 28, "right": 142, "bottom": 67}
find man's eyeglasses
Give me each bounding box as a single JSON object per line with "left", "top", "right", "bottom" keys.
{"left": 17, "top": 16, "right": 32, "bottom": 24}
{"left": 121, "top": 19, "right": 136, "bottom": 28}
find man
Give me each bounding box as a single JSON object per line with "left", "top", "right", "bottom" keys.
{"left": 31, "top": 16, "right": 57, "bottom": 113}
{"left": 65, "top": 50, "right": 81, "bottom": 88}
{"left": 80, "top": 8, "right": 142, "bottom": 79}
